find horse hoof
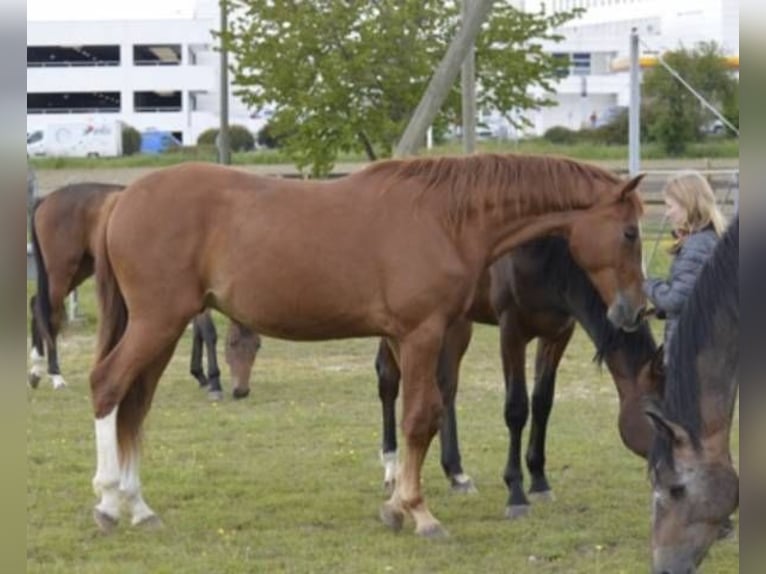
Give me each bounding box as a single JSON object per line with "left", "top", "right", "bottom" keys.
{"left": 28, "top": 373, "right": 41, "bottom": 390}
{"left": 51, "top": 375, "right": 67, "bottom": 390}
{"left": 93, "top": 508, "right": 119, "bottom": 534}
{"left": 133, "top": 514, "right": 163, "bottom": 530}
{"left": 449, "top": 475, "right": 478, "bottom": 495}
{"left": 208, "top": 390, "right": 224, "bottom": 402}
{"left": 505, "top": 504, "right": 530, "bottom": 520}
{"left": 528, "top": 490, "right": 555, "bottom": 503}
{"left": 232, "top": 387, "right": 250, "bottom": 400}
{"left": 379, "top": 502, "right": 404, "bottom": 532}
{"left": 416, "top": 522, "right": 449, "bottom": 539}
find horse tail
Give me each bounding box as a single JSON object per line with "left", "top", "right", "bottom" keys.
{"left": 30, "top": 199, "right": 51, "bottom": 356}
{"left": 94, "top": 196, "right": 127, "bottom": 363}
{"left": 92, "top": 197, "right": 141, "bottom": 462}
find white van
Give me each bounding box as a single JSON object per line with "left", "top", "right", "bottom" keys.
{"left": 26, "top": 120, "right": 123, "bottom": 158}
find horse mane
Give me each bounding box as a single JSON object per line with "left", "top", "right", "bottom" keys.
{"left": 524, "top": 237, "right": 657, "bottom": 372}
{"left": 362, "top": 154, "right": 630, "bottom": 229}
{"left": 650, "top": 215, "right": 739, "bottom": 471}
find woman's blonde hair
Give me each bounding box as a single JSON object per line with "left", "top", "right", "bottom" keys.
{"left": 664, "top": 170, "right": 727, "bottom": 252}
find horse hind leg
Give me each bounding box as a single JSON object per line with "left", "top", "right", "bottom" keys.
{"left": 526, "top": 326, "right": 573, "bottom": 503}
{"left": 28, "top": 295, "right": 45, "bottom": 389}
{"left": 376, "top": 338, "right": 401, "bottom": 494}
{"left": 45, "top": 281, "right": 70, "bottom": 390}
{"left": 195, "top": 311, "right": 224, "bottom": 402}
{"left": 90, "top": 318, "right": 183, "bottom": 532}
{"left": 190, "top": 314, "right": 208, "bottom": 389}
{"left": 436, "top": 318, "right": 476, "bottom": 494}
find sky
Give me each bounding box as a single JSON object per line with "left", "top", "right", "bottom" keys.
{"left": 27, "top": 0, "right": 198, "bottom": 21}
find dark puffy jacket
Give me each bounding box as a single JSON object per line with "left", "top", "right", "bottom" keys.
{"left": 644, "top": 227, "right": 719, "bottom": 351}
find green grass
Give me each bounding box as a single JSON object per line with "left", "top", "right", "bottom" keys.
{"left": 29, "top": 138, "right": 738, "bottom": 170}
{"left": 26, "top": 281, "right": 738, "bottom": 573}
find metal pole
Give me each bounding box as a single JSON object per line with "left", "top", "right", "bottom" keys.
{"left": 628, "top": 28, "right": 640, "bottom": 176}
{"left": 395, "top": 0, "right": 495, "bottom": 157}
{"left": 218, "top": 0, "right": 231, "bottom": 165}
{"left": 461, "top": 0, "right": 477, "bottom": 154}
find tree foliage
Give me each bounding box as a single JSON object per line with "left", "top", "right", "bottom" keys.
{"left": 642, "top": 42, "right": 738, "bottom": 156}
{"left": 224, "top": 1, "right": 581, "bottom": 176}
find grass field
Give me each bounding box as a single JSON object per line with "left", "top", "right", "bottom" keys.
{"left": 26, "top": 263, "right": 738, "bottom": 573}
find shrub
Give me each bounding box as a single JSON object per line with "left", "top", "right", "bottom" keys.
{"left": 196, "top": 124, "right": 255, "bottom": 151}
{"left": 543, "top": 126, "right": 579, "bottom": 145}
{"left": 121, "top": 124, "right": 142, "bottom": 156}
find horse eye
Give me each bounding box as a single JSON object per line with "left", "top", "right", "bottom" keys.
{"left": 624, "top": 226, "right": 639, "bottom": 242}
{"left": 669, "top": 485, "right": 686, "bottom": 500}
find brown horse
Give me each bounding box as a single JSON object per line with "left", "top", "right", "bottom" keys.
{"left": 27, "top": 182, "right": 253, "bottom": 399}
{"left": 375, "top": 236, "right": 660, "bottom": 513}
{"left": 89, "top": 155, "right": 646, "bottom": 537}
{"left": 645, "top": 215, "right": 738, "bottom": 573}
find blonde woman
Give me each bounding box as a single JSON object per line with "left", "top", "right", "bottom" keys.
{"left": 644, "top": 170, "right": 728, "bottom": 354}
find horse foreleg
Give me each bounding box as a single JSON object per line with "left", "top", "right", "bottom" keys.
{"left": 526, "top": 325, "right": 573, "bottom": 501}
{"left": 499, "top": 312, "right": 531, "bottom": 519}
{"left": 375, "top": 339, "right": 401, "bottom": 494}
{"left": 436, "top": 318, "right": 476, "bottom": 493}
{"left": 380, "top": 323, "right": 447, "bottom": 538}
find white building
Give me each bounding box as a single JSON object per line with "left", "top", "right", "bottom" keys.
{"left": 517, "top": 0, "right": 739, "bottom": 136}
{"left": 26, "top": 0, "right": 263, "bottom": 145}
{"left": 27, "top": 0, "right": 738, "bottom": 144}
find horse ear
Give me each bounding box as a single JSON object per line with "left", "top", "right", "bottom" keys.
{"left": 620, "top": 174, "right": 645, "bottom": 201}
{"left": 643, "top": 398, "right": 691, "bottom": 448}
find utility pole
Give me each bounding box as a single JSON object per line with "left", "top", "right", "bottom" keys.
{"left": 395, "top": 0, "right": 494, "bottom": 157}
{"left": 218, "top": 0, "right": 231, "bottom": 165}
{"left": 628, "top": 28, "right": 640, "bottom": 176}
{"left": 461, "top": 0, "right": 477, "bottom": 154}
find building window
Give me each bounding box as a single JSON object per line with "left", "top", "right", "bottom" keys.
{"left": 134, "top": 91, "right": 182, "bottom": 112}
{"left": 571, "top": 52, "right": 591, "bottom": 76}
{"left": 27, "top": 45, "right": 120, "bottom": 67}
{"left": 133, "top": 44, "right": 182, "bottom": 66}
{"left": 27, "top": 92, "right": 121, "bottom": 114}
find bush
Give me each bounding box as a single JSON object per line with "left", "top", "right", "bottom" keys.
{"left": 121, "top": 124, "right": 142, "bottom": 156}
{"left": 256, "top": 122, "right": 283, "bottom": 149}
{"left": 196, "top": 124, "right": 255, "bottom": 152}
{"left": 543, "top": 126, "right": 579, "bottom": 145}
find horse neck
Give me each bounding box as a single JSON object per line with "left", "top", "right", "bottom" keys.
{"left": 562, "top": 273, "right": 656, "bottom": 398}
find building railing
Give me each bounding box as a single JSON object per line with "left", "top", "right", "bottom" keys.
{"left": 27, "top": 107, "right": 121, "bottom": 114}
{"left": 27, "top": 61, "right": 120, "bottom": 68}
{"left": 133, "top": 106, "right": 183, "bottom": 112}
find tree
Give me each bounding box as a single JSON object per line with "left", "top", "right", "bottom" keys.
{"left": 224, "top": 1, "right": 581, "bottom": 176}
{"left": 642, "top": 42, "right": 738, "bottom": 156}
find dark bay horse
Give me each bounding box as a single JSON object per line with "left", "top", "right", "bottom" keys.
{"left": 376, "top": 236, "right": 660, "bottom": 516}
{"left": 88, "top": 155, "right": 646, "bottom": 537}
{"left": 645, "top": 215, "right": 738, "bottom": 573}
{"left": 27, "top": 182, "right": 255, "bottom": 399}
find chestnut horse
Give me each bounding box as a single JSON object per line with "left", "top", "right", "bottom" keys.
{"left": 89, "top": 155, "right": 646, "bottom": 537}
{"left": 375, "top": 236, "right": 660, "bottom": 516}
{"left": 27, "top": 182, "right": 254, "bottom": 399}
{"left": 645, "top": 215, "right": 738, "bottom": 573}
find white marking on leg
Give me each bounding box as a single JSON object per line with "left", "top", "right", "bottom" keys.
{"left": 119, "top": 447, "right": 157, "bottom": 525}
{"left": 380, "top": 450, "right": 398, "bottom": 488}
{"left": 30, "top": 362, "right": 46, "bottom": 379}
{"left": 29, "top": 347, "right": 44, "bottom": 363}
{"left": 93, "top": 408, "right": 121, "bottom": 521}
{"left": 51, "top": 374, "right": 67, "bottom": 389}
